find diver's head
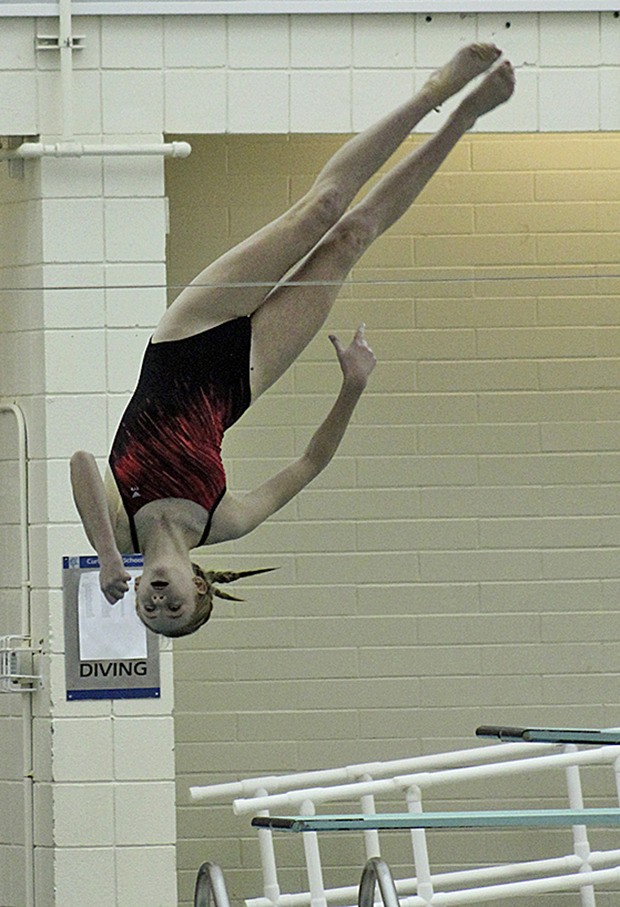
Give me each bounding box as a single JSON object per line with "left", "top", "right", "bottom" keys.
{"left": 134, "top": 561, "right": 213, "bottom": 637}
{"left": 135, "top": 563, "right": 276, "bottom": 638}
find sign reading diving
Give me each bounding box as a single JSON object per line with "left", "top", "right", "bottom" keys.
{"left": 62, "top": 554, "right": 160, "bottom": 701}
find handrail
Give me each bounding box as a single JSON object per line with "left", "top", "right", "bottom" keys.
{"left": 358, "top": 858, "right": 400, "bottom": 907}
{"left": 231, "top": 745, "right": 620, "bottom": 814}
{"left": 191, "top": 742, "right": 560, "bottom": 805}
{"left": 194, "top": 861, "right": 233, "bottom": 907}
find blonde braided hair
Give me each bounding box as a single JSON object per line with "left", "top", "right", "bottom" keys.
{"left": 153, "top": 564, "right": 276, "bottom": 639}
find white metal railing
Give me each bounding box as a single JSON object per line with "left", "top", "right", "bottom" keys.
{"left": 190, "top": 740, "right": 620, "bottom": 907}
{"left": 191, "top": 741, "right": 561, "bottom": 805}
{"left": 0, "top": 635, "right": 42, "bottom": 692}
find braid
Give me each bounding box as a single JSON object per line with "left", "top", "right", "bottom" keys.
{"left": 203, "top": 567, "right": 276, "bottom": 586}
{"left": 199, "top": 565, "right": 277, "bottom": 601}
{"left": 154, "top": 564, "right": 276, "bottom": 638}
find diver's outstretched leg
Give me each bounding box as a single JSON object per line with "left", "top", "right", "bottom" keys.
{"left": 156, "top": 44, "right": 503, "bottom": 342}
{"left": 249, "top": 60, "right": 516, "bottom": 398}
{"left": 351, "top": 59, "right": 516, "bottom": 237}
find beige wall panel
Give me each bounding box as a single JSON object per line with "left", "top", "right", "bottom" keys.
{"left": 419, "top": 170, "right": 536, "bottom": 204}
{"left": 536, "top": 297, "right": 620, "bottom": 325}
{"left": 416, "top": 233, "right": 538, "bottom": 267}
{"left": 471, "top": 135, "right": 598, "bottom": 171}
{"left": 477, "top": 325, "right": 601, "bottom": 358}
{"left": 535, "top": 169, "right": 620, "bottom": 201}
{"left": 417, "top": 360, "right": 540, "bottom": 391}
{"left": 394, "top": 203, "right": 474, "bottom": 235}
{"left": 299, "top": 486, "right": 421, "bottom": 520}
{"left": 475, "top": 201, "right": 599, "bottom": 234}
{"left": 416, "top": 297, "right": 538, "bottom": 327}
{"left": 418, "top": 485, "right": 542, "bottom": 518}
{"left": 418, "top": 423, "right": 541, "bottom": 455}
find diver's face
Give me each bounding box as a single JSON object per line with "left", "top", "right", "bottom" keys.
{"left": 134, "top": 566, "right": 206, "bottom": 635}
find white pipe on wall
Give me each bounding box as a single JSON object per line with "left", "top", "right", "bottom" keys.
{"left": 0, "top": 141, "right": 192, "bottom": 160}
{"left": 0, "top": 402, "right": 34, "bottom": 907}
{"left": 0, "top": 0, "right": 192, "bottom": 163}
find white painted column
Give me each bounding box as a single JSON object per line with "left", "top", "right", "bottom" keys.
{"left": 1, "top": 16, "right": 179, "bottom": 907}
{"left": 27, "top": 149, "right": 178, "bottom": 906}
{"left": 0, "top": 138, "right": 44, "bottom": 907}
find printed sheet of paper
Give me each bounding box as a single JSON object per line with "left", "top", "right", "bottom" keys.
{"left": 78, "top": 570, "right": 147, "bottom": 660}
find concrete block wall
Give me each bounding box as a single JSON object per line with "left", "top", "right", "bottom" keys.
{"left": 168, "top": 129, "right": 620, "bottom": 905}
{"left": 0, "top": 7, "right": 619, "bottom": 907}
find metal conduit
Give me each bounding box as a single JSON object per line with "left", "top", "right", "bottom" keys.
{"left": 0, "top": 402, "right": 34, "bottom": 907}
{"left": 358, "top": 858, "right": 401, "bottom": 907}
{"left": 194, "top": 862, "right": 233, "bottom": 907}
{"left": 0, "top": 141, "right": 192, "bottom": 160}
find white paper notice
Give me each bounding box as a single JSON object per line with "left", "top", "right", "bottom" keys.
{"left": 78, "top": 570, "right": 147, "bottom": 661}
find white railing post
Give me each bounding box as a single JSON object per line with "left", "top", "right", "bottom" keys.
{"left": 255, "top": 789, "right": 281, "bottom": 907}
{"left": 300, "top": 799, "right": 328, "bottom": 907}
{"left": 563, "top": 746, "right": 596, "bottom": 907}
{"left": 359, "top": 775, "right": 381, "bottom": 860}
{"left": 405, "top": 785, "right": 433, "bottom": 906}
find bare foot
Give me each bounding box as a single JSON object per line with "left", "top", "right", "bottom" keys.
{"left": 458, "top": 59, "right": 516, "bottom": 124}
{"left": 423, "top": 43, "right": 502, "bottom": 107}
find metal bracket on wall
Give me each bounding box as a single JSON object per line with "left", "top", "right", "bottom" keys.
{"left": 36, "top": 34, "right": 84, "bottom": 51}
{"left": 0, "top": 636, "right": 42, "bottom": 693}
{"left": 1, "top": 136, "right": 30, "bottom": 180}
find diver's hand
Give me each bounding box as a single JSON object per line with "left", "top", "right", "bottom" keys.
{"left": 99, "top": 556, "right": 131, "bottom": 604}
{"left": 329, "top": 324, "right": 376, "bottom": 392}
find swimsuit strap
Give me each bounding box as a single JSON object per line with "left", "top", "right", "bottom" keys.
{"left": 197, "top": 487, "right": 227, "bottom": 547}
{"left": 128, "top": 512, "right": 140, "bottom": 554}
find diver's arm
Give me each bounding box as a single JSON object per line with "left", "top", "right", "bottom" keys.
{"left": 211, "top": 326, "right": 376, "bottom": 541}
{"left": 70, "top": 450, "right": 131, "bottom": 603}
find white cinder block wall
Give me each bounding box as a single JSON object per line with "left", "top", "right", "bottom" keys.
{"left": 0, "top": 8, "right": 619, "bottom": 907}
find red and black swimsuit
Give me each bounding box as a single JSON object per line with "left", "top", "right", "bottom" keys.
{"left": 109, "top": 317, "right": 252, "bottom": 553}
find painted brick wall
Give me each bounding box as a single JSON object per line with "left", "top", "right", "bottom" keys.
{"left": 2, "top": 8, "right": 620, "bottom": 906}
{"left": 167, "top": 132, "right": 620, "bottom": 906}
{"left": 3, "top": 12, "right": 620, "bottom": 137}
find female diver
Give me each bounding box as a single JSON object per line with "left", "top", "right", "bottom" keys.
{"left": 71, "top": 44, "right": 515, "bottom": 638}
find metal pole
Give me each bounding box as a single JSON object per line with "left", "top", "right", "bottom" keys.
{"left": 0, "top": 403, "right": 34, "bottom": 907}
{"left": 358, "top": 858, "right": 401, "bottom": 907}
{"left": 194, "top": 862, "right": 232, "bottom": 907}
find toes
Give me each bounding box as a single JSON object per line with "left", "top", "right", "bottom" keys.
{"left": 470, "top": 42, "right": 501, "bottom": 64}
